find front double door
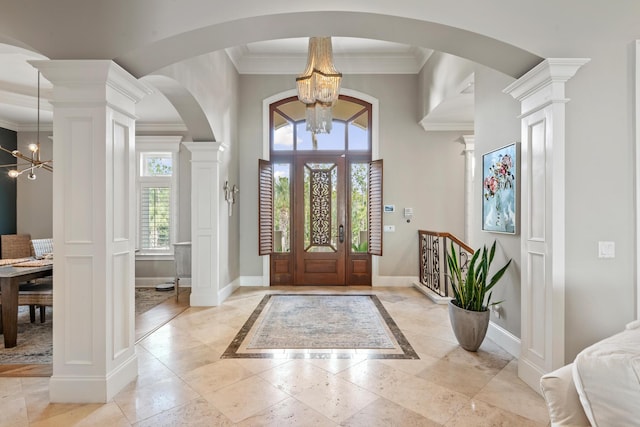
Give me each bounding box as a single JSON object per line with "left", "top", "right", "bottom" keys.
{"left": 262, "top": 155, "right": 381, "bottom": 286}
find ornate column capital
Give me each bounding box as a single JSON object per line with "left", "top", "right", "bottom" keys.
{"left": 461, "top": 135, "right": 475, "bottom": 152}
{"left": 503, "top": 58, "right": 590, "bottom": 116}
{"left": 183, "top": 141, "right": 226, "bottom": 162}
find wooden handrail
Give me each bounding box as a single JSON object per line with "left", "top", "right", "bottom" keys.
{"left": 418, "top": 230, "right": 474, "bottom": 254}
{"left": 417, "top": 229, "right": 475, "bottom": 299}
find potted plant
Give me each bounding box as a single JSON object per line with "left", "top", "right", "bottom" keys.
{"left": 446, "top": 240, "right": 512, "bottom": 351}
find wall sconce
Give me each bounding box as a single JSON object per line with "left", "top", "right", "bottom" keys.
{"left": 223, "top": 180, "right": 239, "bottom": 216}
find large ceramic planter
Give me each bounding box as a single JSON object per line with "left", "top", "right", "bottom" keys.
{"left": 448, "top": 300, "right": 490, "bottom": 352}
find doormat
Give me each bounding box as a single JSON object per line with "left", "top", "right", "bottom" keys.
{"left": 222, "top": 294, "right": 419, "bottom": 359}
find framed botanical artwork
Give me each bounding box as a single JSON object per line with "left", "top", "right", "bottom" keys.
{"left": 482, "top": 143, "right": 519, "bottom": 234}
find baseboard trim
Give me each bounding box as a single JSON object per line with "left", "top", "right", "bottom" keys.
{"left": 49, "top": 353, "right": 138, "bottom": 403}
{"left": 219, "top": 278, "right": 240, "bottom": 304}
{"left": 190, "top": 290, "right": 218, "bottom": 307}
{"left": 487, "top": 320, "right": 521, "bottom": 359}
{"left": 135, "top": 277, "right": 191, "bottom": 287}
{"left": 239, "top": 276, "right": 268, "bottom": 286}
{"left": 135, "top": 277, "right": 173, "bottom": 287}
{"left": 373, "top": 276, "right": 417, "bottom": 287}
{"left": 518, "top": 356, "right": 545, "bottom": 396}
{"left": 412, "top": 281, "right": 452, "bottom": 304}
{"left": 237, "top": 275, "right": 417, "bottom": 287}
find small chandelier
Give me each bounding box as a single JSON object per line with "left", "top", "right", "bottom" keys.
{"left": 0, "top": 71, "right": 53, "bottom": 180}
{"left": 296, "top": 37, "right": 342, "bottom": 134}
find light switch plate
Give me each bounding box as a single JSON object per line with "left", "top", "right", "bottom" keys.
{"left": 383, "top": 225, "right": 395, "bottom": 232}
{"left": 598, "top": 241, "right": 615, "bottom": 258}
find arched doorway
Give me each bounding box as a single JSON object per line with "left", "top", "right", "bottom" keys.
{"left": 260, "top": 95, "right": 382, "bottom": 285}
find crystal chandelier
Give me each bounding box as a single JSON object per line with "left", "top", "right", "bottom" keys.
{"left": 0, "top": 71, "right": 53, "bottom": 180}
{"left": 296, "top": 37, "right": 342, "bottom": 134}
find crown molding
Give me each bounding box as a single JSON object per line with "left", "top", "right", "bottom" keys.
{"left": 136, "top": 122, "right": 188, "bottom": 133}
{"left": 16, "top": 123, "right": 53, "bottom": 132}
{"left": 419, "top": 121, "right": 474, "bottom": 132}
{"left": 226, "top": 46, "right": 433, "bottom": 75}
{"left": 503, "top": 58, "right": 591, "bottom": 102}
{"left": 0, "top": 119, "right": 18, "bottom": 132}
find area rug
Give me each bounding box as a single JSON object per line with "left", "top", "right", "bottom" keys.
{"left": 135, "top": 287, "right": 187, "bottom": 315}
{"left": 223, "top": 294, "right": 419, "bottom": 360}
{"left": 0, "top": 287, "right": 183, "bottom": 365}
{"left": 0, "top": 307, "right": 53, "bottom": 364}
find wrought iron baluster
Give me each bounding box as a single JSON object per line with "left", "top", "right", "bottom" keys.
{"left": 417, "top": 230, "right": 473, "bottom": 300}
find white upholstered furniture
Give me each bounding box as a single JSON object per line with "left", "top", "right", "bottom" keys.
{"left": 540, "top": 321, "right": 640, "bottom": 427}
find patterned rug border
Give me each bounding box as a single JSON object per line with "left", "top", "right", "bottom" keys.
{"left": 222, "top": 294, "right": 419, "bottom": 360}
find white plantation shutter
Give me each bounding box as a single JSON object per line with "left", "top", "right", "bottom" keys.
{"left": 258, "top": 159, "right": 274, "bottom": 255}
{"left": 368, "top": 159, "right": 383, "bottom": 256}
{"left": 140, "top": 185, "right": 171, "bottom": 251}
{"left": 135, "top": 136, "right": 182, "bottom": 256}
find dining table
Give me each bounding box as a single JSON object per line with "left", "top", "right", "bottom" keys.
{"left": 0, "top": 261, "right": 53, "bottom": 348}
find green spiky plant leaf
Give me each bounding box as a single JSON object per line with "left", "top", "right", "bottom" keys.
{"left": 446, "top": 240, "right": 512, "bottom": 312}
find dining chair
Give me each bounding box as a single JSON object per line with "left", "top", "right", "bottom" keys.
{"left": 0, "top": 234, "right": 32, "bottom": 259}
{"left": 0, "top": 235, "right": 53, "bottom": 329}
{"left": 0, "top": 283, "right": 53, "bottom": 333}
{"left": 30, "top": 238, "right": 53, "bottom": 259}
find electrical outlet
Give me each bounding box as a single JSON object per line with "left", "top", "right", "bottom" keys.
{"left": 491, "top": 304, "right": 502, "bottom": 318}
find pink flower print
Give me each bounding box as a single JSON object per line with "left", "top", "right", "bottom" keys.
{"left": 484, "top": 176, "right": 498, "bottom": 197}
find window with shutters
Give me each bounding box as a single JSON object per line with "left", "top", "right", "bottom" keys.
{"left": 136, "top": 137, "right": 181, "bottom": 257}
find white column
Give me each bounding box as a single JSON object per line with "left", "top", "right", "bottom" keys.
{"left": 461, "top": 135, "right": 475, "bottom": 245}
{"left": 31, "top": 60, "right": 150, "bottom": 402}
{"left": 504, "top": 58, "right": 589, "bottom": 392}
{"left": 635, "top": 41, "right": 640, "bottom": 320}
{"left": 183, "top": 142, "right": 224, "bottom": 306}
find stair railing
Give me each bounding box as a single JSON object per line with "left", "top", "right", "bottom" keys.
{"left": 418, "top": 230, "right": 474, "bottom": 298}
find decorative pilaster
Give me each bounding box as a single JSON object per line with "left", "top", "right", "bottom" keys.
{"left": 31, "top": 60, "right": 151, "bottom": 403}
{"left": 183, "top": 142, "right": 225, "bottom": 306}
{"left": 504, "top": 58, "right": 589, "bottom": 392}
{"left": 461, "top": 135, "right": 475, "bottom": 244}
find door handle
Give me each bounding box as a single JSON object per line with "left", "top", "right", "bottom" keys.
{"left": 339, "top": 225, "right": 344, "bottom": 243}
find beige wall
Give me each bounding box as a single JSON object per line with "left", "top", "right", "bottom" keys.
{"left": 16, "top": 131, "right": 53, "bottom": 239}
{"left": 238, "top": 73, "right": 467, "bottom": 279}
{"left": 418, "top": 51, "right": 476, "bottom": 121}
{"left": 156, "top": 50, "right": 241, "bottom": 287}
{"left": 562, "top": 43, "right": 636, "bottom": 361}
{"left": 472, "top": 65, "right": 521, "bottom": 338}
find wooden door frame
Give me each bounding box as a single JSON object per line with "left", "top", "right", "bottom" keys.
{"left": 261, "top": 88, "right": 380, "bottom": 286}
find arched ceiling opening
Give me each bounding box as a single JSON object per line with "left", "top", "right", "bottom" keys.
{"left": 0, "top": 7, "right": 542, "bottom": 79}
{"left": 0, "top": 6, "right": 546, "bottom": 138}
{"left": 141, "top": 75, "right": 215, "bottom": 141}
{"left": 116, "top": 12, "right": 542, "bottom": 78}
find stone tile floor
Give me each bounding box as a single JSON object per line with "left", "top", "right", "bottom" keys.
{"left": 0, "top": 286, "right": 550, "bottom": 426}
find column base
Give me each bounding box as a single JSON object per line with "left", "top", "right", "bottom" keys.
{"left": 49, "top": 353, "right": 138, "bottom": 403}
{"left": 190, "top": 288, "right": 218, "bottom": 306}
{"left": 518, "top": 356, "right": 545, "bottom": 396}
